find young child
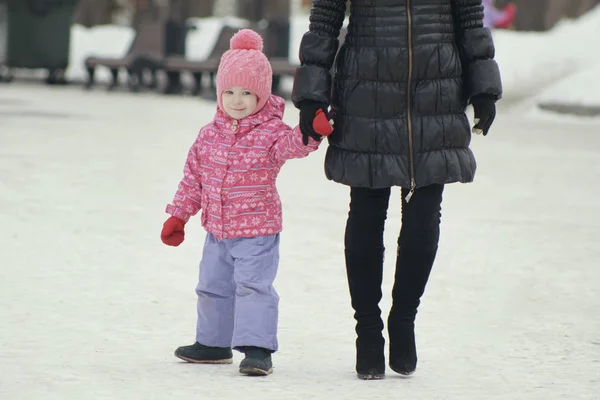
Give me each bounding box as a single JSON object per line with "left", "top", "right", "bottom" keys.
{"left": 160, "top": 29, "right": 332, "bottom": 376}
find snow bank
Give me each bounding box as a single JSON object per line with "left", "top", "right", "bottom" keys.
{"left": 493, "top": 5, "right": 600, "bottom": 102}
{"left": 535, "top": 67, "right": 600, "bottom": 117}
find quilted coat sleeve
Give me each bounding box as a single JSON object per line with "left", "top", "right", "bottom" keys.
{"left": 451, "top": 0, "right": 503, "bottom": 101}
{"left": 291, "top": 0, "right": 347, "bottom": 107}
{"left": 165, "top": 130, "right": 204, "bottom": 222}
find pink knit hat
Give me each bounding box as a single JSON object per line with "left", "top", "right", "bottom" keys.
{"left": 216, "top": 29, "right": 273, "bottom": 115}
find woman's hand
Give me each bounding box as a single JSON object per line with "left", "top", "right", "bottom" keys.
{"left": 299, "top": 101, "right": 331, "bottom": 145}
{"left": 471, "top": 94, "right": 496, "bottom": 136}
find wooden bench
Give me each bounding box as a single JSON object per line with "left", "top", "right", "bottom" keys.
{"left": 162, "top": 23, "right": 305, "bottom": 97}
{"left": 83, "top": 2, "right": 189, "bottom": 93}
{"left": 162, "top": 25, "right": 238, "bottom": 96}
{"left": 83, "top": 14, "right": 166, "bottom": 91}
{"left": 84, "top": 17, "right": 346, "bottom": 97}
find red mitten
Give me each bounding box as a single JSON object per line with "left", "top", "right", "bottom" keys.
{"left": 161, "top": 216, "right": 185, "bottom": 246}
{"left": 312, "top": 109, "right": 334, "bottom": 136}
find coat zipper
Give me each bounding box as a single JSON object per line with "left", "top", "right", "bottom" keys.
{"left": 405, "top": 0, "right": 416, "bottom": 203}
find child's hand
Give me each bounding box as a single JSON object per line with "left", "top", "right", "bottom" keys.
{"left": 313, "top": 109, "right": 334, "bottom": 137}
{"left": 161, "top": 216, "right": 186, "bottom": 246}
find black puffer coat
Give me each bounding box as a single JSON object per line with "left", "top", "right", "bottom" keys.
{"left": 292, "top": 0, "right": 502, "bottom": 190}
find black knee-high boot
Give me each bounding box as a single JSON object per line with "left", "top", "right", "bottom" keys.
{"left": 345, "top": 187, "right": 391, "bottom": 379}
{"left": 388, "top": 184, "right": 444, "bottom": 375}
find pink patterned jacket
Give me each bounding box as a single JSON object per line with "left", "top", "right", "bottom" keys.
{"left": 166, "top": 95, "right": 320, "bottom": 240}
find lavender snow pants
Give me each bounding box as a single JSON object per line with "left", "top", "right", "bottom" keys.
{"left": 195, "top": 233, "right": 280, "bottom": 352}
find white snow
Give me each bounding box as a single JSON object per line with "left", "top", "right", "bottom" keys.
{"left": 493, "top": 5, "right": 600, "bottom": 101}
{"left": 534, "top": 67, "right": 600, "bottom": 109}
{"left": 1, "top": 81, "right": 599, "bottom": 399}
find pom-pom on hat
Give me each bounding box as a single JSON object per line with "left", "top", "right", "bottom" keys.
{"left": 216, "top": 29, "right": 273, "bottom": 115}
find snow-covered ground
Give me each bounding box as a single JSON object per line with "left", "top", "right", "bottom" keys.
{"left": 1, "top": 81, "right": 599, "bottom": 399}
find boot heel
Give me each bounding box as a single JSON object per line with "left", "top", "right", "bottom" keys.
{"left": 388, "top": 321, "right": 417, "bottom": 375}
{"left": 356, "top": 336, "right": 386, "bottom": 380}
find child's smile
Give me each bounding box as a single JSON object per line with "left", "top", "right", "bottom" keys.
{"left": 221, "top": 86, "right": 259, "bottom": 119}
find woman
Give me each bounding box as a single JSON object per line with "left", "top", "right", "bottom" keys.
{"left": 292, "top": 0, "right": 502, "bottom": 380}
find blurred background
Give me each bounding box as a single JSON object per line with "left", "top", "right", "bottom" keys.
{"left": 0, "top": 0, "right": 599, "bottom": 114}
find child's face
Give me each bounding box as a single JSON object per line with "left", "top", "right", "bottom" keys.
{"left": 221, "top": 87, "right": 258, "bottom": 119}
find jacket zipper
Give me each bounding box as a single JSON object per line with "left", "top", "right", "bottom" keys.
{"left": 405, "top": 0, "right": 416, "bottom": 203}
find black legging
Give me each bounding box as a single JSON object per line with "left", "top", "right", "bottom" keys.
{"left": 344, "top": 184, "right": 444, "bottom": 337}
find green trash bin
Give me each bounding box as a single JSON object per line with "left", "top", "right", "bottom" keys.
{"left": 0, "top": 0, "right": 78, "bottom": 83}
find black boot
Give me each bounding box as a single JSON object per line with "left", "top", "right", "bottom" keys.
{"left": 388, "top": 184, "right": 443, "bottom": 376}
{"left": 345, "top": 187, "right": 391, "bottom": 379}
{"left": 239, "top": 346, "right": 273, "bottom": 376}
{"left": 174, "top": 342, "right": 233, "bottom": 364}
{"left": 356, "top": 335, "right": 386, "bottom": 380}
{"left": 388, "top": 318, "right": 417, "bottom": 375}
{"left": 389, "top": 245, "right": 438, "bottom": 375}
{"left": 347, "top": 247, "right": 386, "bottom": 380}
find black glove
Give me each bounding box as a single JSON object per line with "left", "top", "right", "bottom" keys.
{"left": 299, "top": 101, "right": 329, "bottom": 146}
{"left": 471, "top": 95, "right": 497, "bottom": 136}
